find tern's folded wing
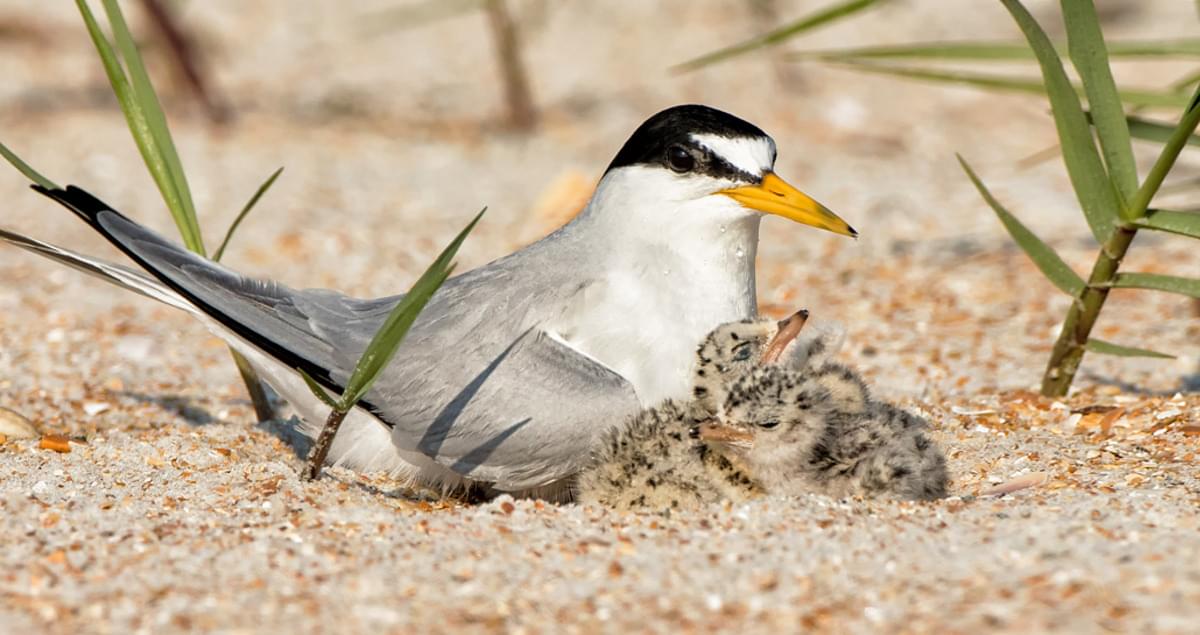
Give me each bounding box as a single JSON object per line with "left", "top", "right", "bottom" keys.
{"left": 31, "top": 185, "right": 641, "bottom": 490}
{"left": 363, "top": 324, "right": 642, "bottom": 490}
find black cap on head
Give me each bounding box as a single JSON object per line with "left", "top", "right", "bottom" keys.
{"left": 604, "top": 105, "right": 771, "bottom": 182}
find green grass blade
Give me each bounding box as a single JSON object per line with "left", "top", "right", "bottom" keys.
{"left": 1127, "top": 85, "right": 1200, "bottom": 219}
{"left": 958, "top": 155, "right": 1085, "bottom": 296}
{"left": 361, "top": 0, "right": 485, "bottom": 36}
{"left": 791, "top": 41, "right": 1034, "bottom": 62}
{"left": 1109, "top": 272, "right": 1200, "bottom": 298}
{"left": 337, "top": 208, "right": 486, "bottom": 410}
{"left": 1135, "top": 209, "right": 1200, "bottom": 239}
{"left": 673, "top": 0, "right": 885, "bottom": 72}
{"left": 76, "top": 0, "right": 199, "bottom": 253}
{"left": 1063, "top": 0, "right": 1137, "bottom": 207}
{"left": 823, "top": 60, "right": 1187, "bottom": 109}
{"left": 0, "top": 142, "right": 59, "bottom": 189}
{"left": 213, "top": 167, "right": 283, "bottom": 262}
{"left": 99, "top": 0, "right": 204, "bottom": 254}
{"left": 1085, "top": 338, "right": 1175, "bottom": 359}
{"left": 788, "top": 38, "right": 1200, "bottom": 62}
{"left": 1000, "top": 0, "right": 1121, "bottom": 242}
{"left": 299, "top": 369, "right": 342, "bottom": 409}
{"left": 1107, "top": 113, "right": 1200, "bottom": 146}
{"left": 1103, "top": 38, "right": 1200, "bottom": 57}
{"left": 1170, "top": 66, "right": 1200, "bottom": 93}
{"left": 76, "top": 2, "right": 177, "bottom": 242}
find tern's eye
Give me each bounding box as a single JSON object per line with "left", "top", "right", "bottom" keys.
{"left": 666, "top": 145, "right": 695, "bottom": 172}
{"left": 731, "top": 342, "right": 753, "bottom": 361}
{"left": 757, "top": 419, "right": 780, "bottom": 430}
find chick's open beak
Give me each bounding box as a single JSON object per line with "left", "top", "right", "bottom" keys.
{"left": 761, "top": 308, "right": 809, "bottom": 365}
{"left": 720, "top": 172, "right": 856, "bottom": 237}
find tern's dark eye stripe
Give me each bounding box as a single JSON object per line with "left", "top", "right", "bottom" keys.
{"left": 704, "top": 154, "right": 759, "bottom": 184}
{"left": 604, "top": 104, "right": 769, "bottom": 183}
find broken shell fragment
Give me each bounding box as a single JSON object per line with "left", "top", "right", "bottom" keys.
{"left": 0, "top": 407, "right": 38, "bottom": 439}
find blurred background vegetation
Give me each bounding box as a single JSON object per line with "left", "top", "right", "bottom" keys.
{"left": 2, "top": 0, "right": 1198, "bottom": 405}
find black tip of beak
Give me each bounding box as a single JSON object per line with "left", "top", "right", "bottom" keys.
{"left": 847, "top": 224, "right": 859, "bottom": 238}
{"left": 777, "top": 309, "right": 808, "bottom": 333}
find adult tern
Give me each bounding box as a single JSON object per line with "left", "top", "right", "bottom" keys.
{"left": 0, "top": 104, "right": 855, "bottom": 496}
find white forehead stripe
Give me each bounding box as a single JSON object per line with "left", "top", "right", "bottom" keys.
{"left": 691, "top": 133, "right": 776, "bottom": 176}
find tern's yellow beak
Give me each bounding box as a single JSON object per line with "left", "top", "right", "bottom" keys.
{"left": 719, "top": 172, "right": 856, "bottom": 237}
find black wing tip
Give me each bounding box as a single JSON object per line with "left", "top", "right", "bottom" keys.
{"left": 29, "top": 183, "right": 84, "bottom": 198}
{"left": 30, "top": 183, "right": 118, "bottom": 226}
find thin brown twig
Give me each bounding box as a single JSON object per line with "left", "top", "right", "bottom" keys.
{"left": 484, "top": 0, "right": 536, "bottom": 130}
{"left": 137, "top": 0, "right": 232, "bottom": 124}
{"left": 303, "top": 408, "right": 349, "bottom": 481}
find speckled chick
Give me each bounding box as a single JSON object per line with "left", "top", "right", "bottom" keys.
{"left": 690, "top": 311, "right": 809, "bottom": 417}
{"left": 701, "top": 355, "right": 949, "bottom": 501}
{"left": 574, "top": 313, "right": 807, "bottom": 512}
{"left": 573, "top": 400, "right": 758, "bottom": 511}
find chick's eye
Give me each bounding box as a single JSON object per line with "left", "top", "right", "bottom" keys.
{"left": 731, "top": 342, "right": 753, "bottom": 361}
{"left": 667, "top": 145, "right": 695, "bottom": 172}
{"left": 758, "top": 419, "right": 780, "bottom": 430}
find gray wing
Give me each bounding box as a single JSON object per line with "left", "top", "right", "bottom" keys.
{"left": 289, "top": 239, "right": 644, "bottom": 490}
{"left": 34, "top": 186, "right": 640, "bottom": 490}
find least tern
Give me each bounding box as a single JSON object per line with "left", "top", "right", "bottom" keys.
{"left": 0, "top": 104, "right": 855, "bottom": 496}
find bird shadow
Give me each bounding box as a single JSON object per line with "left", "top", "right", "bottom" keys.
{"left": 343, "top": 477, "right": 493, "bottom": 505}
{"left": 254, "top": 413, "right": 521, "bottom": 505}
{"left": 255, "top": 415, "right": 312, "bottom": 459}
{"left": 1079, "top": 369, "right": 1200, "bottom": 397}
{"left": 418, "top": 334, "right": 520, "bottom": 458}
{"left": 449, "top": 418, "right": 529, "bottom": 475}
{"left": 119, "top": 391, "right": 218, "bottom": 426}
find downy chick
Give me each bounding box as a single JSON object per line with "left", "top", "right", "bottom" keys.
{"left": 700, "top": 352, "right": 948, "bottom": 501}
{"left": 690, "top": 310, "right": 810, "bottom": 417}
{"left": 575, "top": 311, "right": 808, "bottom": 511}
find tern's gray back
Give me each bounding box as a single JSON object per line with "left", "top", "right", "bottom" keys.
{"left": 299, "top": 227, "right": 640, "bottom": 488}
{"left": 131, "top": 212, "right": 636, "bottom": 489}
{"left": 27, "top": 187, "right": 641, "bottom": 490}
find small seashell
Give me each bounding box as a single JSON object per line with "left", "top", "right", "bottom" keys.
{"left": 39, "top": 434, "right": 71, "bottom": 453}
{"left": 980, "top": 472, "right": 1049, "bottom": 497}
{"left": 83, "top": 402, "right": 110, "bottom": 416}
{"left": 0, "top": 407, "right": 38, "bottom": 439}
{"left": 951, "top": 406, "right": 996, "bottom": 416}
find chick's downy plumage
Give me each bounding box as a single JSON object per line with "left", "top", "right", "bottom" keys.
{"left": 573, "top": 316, "right": 802, "bottom": 511}
{"left": 704, "top": 339, "right": 948, "bottom": 501}
{"left": 691, "top": 317, "right": 792, "bottom": 415}
{"left": 573, "top": 400, "right": 759, "bottom": 511}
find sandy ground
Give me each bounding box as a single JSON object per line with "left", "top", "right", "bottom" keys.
{"left": 1, "top": 0, "right": 1199, "bottom": 632}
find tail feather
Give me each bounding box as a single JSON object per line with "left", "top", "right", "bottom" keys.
{"left": 0, "top": 226, "right": 194, "bottom": 312}
{"left": 3, "top": 187, "right": 435, "bottom": 484}
{"left": 31, "top": 184, "right": 127, "bottom": 230}
{"left": 3, "top": 192, "right": 349, "bottom": 395}
{"left": 29, "top": 185, "right": 342, "bottom": 390}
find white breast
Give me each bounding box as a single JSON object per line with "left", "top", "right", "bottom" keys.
{"left": 571, "top": 262, "right": 757, "bottom": 405}
{"left": 547, "top": 170, "right": 763, "bottom": 405}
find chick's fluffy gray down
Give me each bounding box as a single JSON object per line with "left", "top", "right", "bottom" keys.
{"left": 574, "top": 400, "right": 762, "bottom": 511}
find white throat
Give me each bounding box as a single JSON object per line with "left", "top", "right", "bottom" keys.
{"left": 550, "top": 167, "right": 762, "bottom": 405}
